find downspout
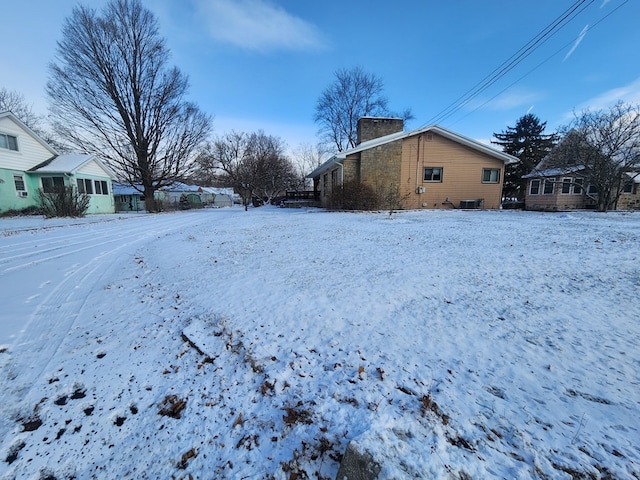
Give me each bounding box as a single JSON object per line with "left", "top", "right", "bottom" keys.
{"left": 415, "top": 135, "right": 421, "bottom": 189}
{"left": 336, "top": 161, "right": 344, "bottom": 207}
{"left": 416, "top": 135, "right": 422, "bottom": 208}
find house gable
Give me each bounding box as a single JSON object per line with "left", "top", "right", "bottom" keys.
{"left": 309, "top": 121, "right": 517, "bottom": 209}
{"left": 0, "top": 114, "right": 116, "bottom": 214}
{"left": 400, "top": 131, "right": 507, "bottom": 209}
{"left": 0, "top": 113, "right": 57, "bottom": 172}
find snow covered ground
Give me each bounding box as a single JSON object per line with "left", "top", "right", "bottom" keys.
{"left": 0, "top": 207, "right": 638, "bottom": 479}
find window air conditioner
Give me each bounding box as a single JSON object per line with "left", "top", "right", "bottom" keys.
{"left": 18, "top": 191, "right": 28, "bottom": 197}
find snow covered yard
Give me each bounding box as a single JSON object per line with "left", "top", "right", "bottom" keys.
{"left": 0, "top": 207, "right": 638, "bottom": 479}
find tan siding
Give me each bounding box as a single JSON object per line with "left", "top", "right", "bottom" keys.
{"left": 400, "top": 133, "right": 504, "bottom": 209}
{"left": 525, "top": 177, "right": 588, "bottom": 211}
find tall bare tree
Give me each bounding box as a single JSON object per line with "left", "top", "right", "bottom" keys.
{"left": 199, "top": 131, "right": 296, "bottom": 209}
{"left": 314, "top": 67, "right": 412, "bottom": 152}
{"left": 47, "top": 0, "right": 211, "bottom": 211}
{"left": 554, "top": 102, "right": 640, "bottom": 212}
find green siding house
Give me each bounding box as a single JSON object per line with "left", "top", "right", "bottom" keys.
{"left": 0, "top": 111, "right": 117, "bottom": 214}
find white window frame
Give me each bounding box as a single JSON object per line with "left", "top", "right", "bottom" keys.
{"left": 529, "top": 179, "right": 540, "bottom": 195}
{"left": 77, "top": 178, "right": 93, "bottom": 194}
{"left": 42, "top": 176, "right": 65, "bottom": 193}
{"left": 94, "top": 180, "right": 108, "bottom": 195}
{"left": 0, "top": 132, "right": 19, "bottom": 151}
{"left": 573, "top": 178, "right": 583, "bottom": 195}
{"left": 13, "top": 174, "right": 26, "bottom": 193}
{"left": 561, "top": 177, "right": 572, "bottom": 194}
{"left": 543, "top": 177, "right": 555, "bottom": 195}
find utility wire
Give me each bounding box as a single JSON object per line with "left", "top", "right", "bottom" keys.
{"left": 425, "top": 0, "right": 595, "bottom": 126}
{"left": 447, "top": 0, "right": 630, "bottom": 128}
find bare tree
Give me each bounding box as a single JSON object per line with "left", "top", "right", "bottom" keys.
{"left": 555, "top": 102, "right": 640, "bottom": 212}
{"left": 47, "top": 0, "right": 211, "bottom": 211}
{"left": 290, "top": 142, "right": 330, "bottom": 191}
{"left": 199, "top": 131, "right": 296, "bottom": 210}
{"left": 0, "top": 87, "right": 45, "bottom": 134}
{"left": 314, "top": 67, "right": 412, "bottom": 152}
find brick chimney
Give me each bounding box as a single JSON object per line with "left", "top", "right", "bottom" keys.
{"left": 357, "top": 117, "right": 404, "bottom": 145}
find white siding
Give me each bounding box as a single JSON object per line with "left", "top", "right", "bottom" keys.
{"left": 0, "top": 117, "right": 54, "bottom": 171}
{"left": 78, "top": 160, "right": 110, "bottom": 178}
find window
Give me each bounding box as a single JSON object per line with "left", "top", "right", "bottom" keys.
{"left": 423, "top": 167, "right": 443, "bottom": 182}
{"left": 543, "top": 178, "right": 555, "bottom": 195}
{"left": 561, "top": 177, "right": 572, "bottom": 194}
{"left": 482, "top": 168, "right": 500, "bottom": 183}
{"left": 530, "top": 179, "right": 540, "bottom": 195}
{"left": 331, "top": 169, "right": 338, "bottom": 188}
{"left": 587, "top": 184, "right": 598, "bottom": 195}
{"left": 94, "top": 180, "right": 108, "bottom": 195}
{"left": 0, "top": 133, "right": 18, "bottom": 151}
{"left": 77, "top": 178, "right": 93, "bottom": 194}
{"left": 323, "top": 173, "right": 328, "bottom": 196}
{"left": 41, "top": 176, "right": 64, "bottom": 193}
{"left": 623, "top": 181, "right": 634, "bottom": 194}
{"left": 573, "top": 178, "right": 583, "bottom": 194}
{"left": 13, "top": 174, "right": 26, "bottom": 192}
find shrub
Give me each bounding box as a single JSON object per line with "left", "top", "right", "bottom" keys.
{"left": 37, "top": 186, "right": 90, "bottom": 218}
{"left": 0, "top": 206, "right": 42, "bottom": 217}
{"left": 329, "top": 180, "right": 379, "bottom": 211}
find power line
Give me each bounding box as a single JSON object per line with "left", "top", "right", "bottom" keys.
{"left": 447, "top": 0, "right": 630, "bottom": 128}
{"left": 424, "top": 0, "right": 595, "bottom": 126}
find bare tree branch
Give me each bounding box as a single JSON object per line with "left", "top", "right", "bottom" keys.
{"left": 314, "top": 67, "right": 412, "bottom": 152}
{"left": 47, "top": 0, "right": 211, "bottom": 211}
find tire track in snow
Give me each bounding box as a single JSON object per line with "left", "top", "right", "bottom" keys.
{"left": 0, "top": 211, "right": 212, "bottom": 439}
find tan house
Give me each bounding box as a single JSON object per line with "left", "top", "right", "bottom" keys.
{"left": 522, "top": 135, "right": 640, "bottom": 211}
{"left": 308, "top": 117, "right": 518, "bottom": 210}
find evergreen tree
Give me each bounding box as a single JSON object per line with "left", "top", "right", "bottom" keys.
{"left": 492, "top": 114, "right": 557, "bottom": 201}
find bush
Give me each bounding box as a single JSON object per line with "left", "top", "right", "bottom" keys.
{"left": 0, "top": 206, "right": 42, "bottom": 217}
{"left": 37, "top": 186, "right": 90, "bottom": 218}
{"left": 329, "top": 180, "right": 379, "bottom": 211}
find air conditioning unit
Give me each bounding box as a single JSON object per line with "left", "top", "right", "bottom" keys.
{"left": 18, "top": 191, "right": 28, "bottom": 197}
{"left": 415, "top": 186, "right": 425, "bottom": 194}
{"left": 459, "top": 200, "right": 478, "bottom": 209}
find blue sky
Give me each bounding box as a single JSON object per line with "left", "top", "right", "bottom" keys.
{"left": 2, "top": 0, "right": 639, "bottom": 152}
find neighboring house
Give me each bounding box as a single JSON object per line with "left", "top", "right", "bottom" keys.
{"left": 524, "top": 167, "right": 640, "bottom": 211}
{"left": 112, "top": 183, "right": 236, "bottom": 212}
{"left": 522, "top": 138, "right": 640, "bottom": 211}
{"left": 618, "top": 172, "right": 640, "bottom": 210}
{"left": 161, "top": 182, "right": 204, "bottom": 209}
{"left": 112, "top": 182, "right": 146, "bottom": 212}
{"left": 307, "top": 117, "right": 518, "bottom": 210}
{"left": 0, "top": 111, "right": 116, "bottom": 214}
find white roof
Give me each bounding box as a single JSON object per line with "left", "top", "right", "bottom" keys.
{"left": 625, "top": 171, "right": 640, "bottom": 183}
{"left": 308, "top": 124, "right": 518, "bottom": 178}
{"left": 522, "top": 164, "right": 586, "bottom": 179}
{"left": 32, "top": 153, "right": 117, "bottom": 179}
